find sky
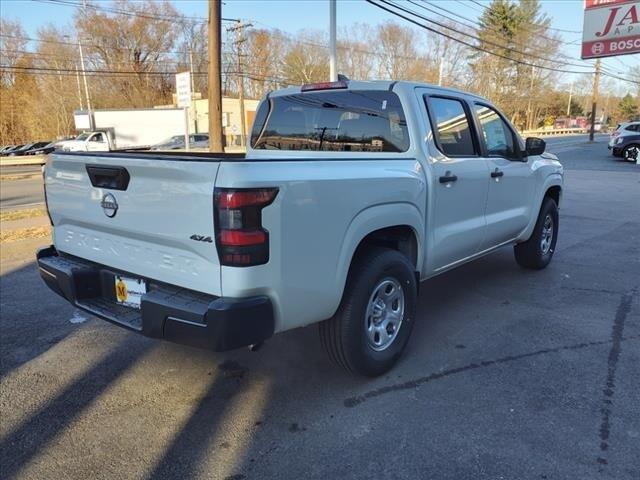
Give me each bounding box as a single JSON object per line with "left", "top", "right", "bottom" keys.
{"left": 1, "top": 0, "right": 638, "bottom": 92}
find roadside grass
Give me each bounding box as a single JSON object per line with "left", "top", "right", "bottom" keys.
{"left": 0, "top": 225, "right": 50, "bottom": 243}
{"left": 0, "top": 207, "right": 47, "bottom": 222}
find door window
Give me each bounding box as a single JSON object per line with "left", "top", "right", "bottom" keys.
{"left": 426, "top": 96, "right": 477, "bottom": 157}
{"left": 91, "top": 133, "right": 104, "bottom": 142}
{"left": 474, "top": 105, "right": 518, "bottom": 159}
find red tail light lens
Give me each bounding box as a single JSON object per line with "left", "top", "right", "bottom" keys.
{"left": 214, "top": 187, "right": 278, "bottom": 267}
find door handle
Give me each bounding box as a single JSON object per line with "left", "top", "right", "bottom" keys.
{"left": 439, "top": 172, "right": 458, "bottom": 184}
{"left": 491, "top": 168, "right": 504, "bottom": 178}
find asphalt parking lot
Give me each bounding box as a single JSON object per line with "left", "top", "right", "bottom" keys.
{"left": 1, "top": 136, "right": 638, "bottom": 480}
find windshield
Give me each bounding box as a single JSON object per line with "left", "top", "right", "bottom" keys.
{"left": 251, "top": 90, "right": 410, "bottom": 153}
{"left": 157, "top": 135, "right": 182, "bottom": 145}
{"left": 75, "top": 133, "right": 90, "bottom": 141}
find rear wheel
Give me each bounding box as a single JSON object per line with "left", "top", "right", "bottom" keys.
{"left": 622, "top": 144, "right": 639, "bottom": 163}
{"left": 319, "top": 248, "right": 417, "bottom": 377}
{"left": 514, "top": 197, "right": 558, "bottom": 270}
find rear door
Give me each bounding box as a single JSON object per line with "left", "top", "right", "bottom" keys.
{"left": 472, "top": 103, "right": 535, "bottom": 249}
{"left": 421, "top": 92, "right": 490, "bottom": 271}
{"left": 45, "top": 152, "right": 222, "bottom": 296}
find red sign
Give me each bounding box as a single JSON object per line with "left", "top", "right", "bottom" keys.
{"left": 584, "top": 0, "right": 634, "bottom": 10}
{"left": 582, "top": 0, "right": 640, "bottom": 58}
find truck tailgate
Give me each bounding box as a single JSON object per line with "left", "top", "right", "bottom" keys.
{"left": 45, "top": 153, "right": 222, "bottom": 296}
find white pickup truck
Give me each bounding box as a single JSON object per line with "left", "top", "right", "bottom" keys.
{"left": 38, "top": 80, "right": 563, "bottom": 376}
{"left": 56, "top": 131, "right": 114, "bottom": 152}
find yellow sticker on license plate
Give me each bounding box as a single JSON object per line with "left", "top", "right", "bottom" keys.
{"left": 114, "top": 275, "right": 146, "bottom": 309}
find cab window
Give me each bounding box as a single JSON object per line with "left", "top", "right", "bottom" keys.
{"left": 425, "top": 96, "right": 477, "bottom": 157}
{"left": 474, "top": 104, "right": 518, "bottom": 160}
{"left": 91, "top": 133, "right": 104, "bottom": 142}
{"left": 251, "top": 90, "right": 409, "bottom": 153}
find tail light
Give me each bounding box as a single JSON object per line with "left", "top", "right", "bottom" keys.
{"left": 214, "top": 187, "right": 278, "bottom": 267}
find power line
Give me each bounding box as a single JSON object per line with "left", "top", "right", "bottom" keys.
{"left": 403, "top": 0, "right": 591, "bottom": 70}
{"left": 418, "top": 0, "right": 581, "bottom": 48}
{"left": 372, "top": 0, "right": 594, "bottom": 73}
{"left": 0, "top": 64, "right": 291, "bottom": 83}
{"left": 459, "top": 0, "right": 582, "bottom": 34}
{"left": 372, "top": 0, "right": 640, "bottom": 85}
{"left": 0, "top": 33, "right": 224, "bottom": 56}
{"left": 31, "top": 0, "right": 240, "bottom": 24}
{"left": 366, "top": 0, "right": 640, "bottom": 86}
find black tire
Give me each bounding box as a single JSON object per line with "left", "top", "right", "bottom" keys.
{"left": 514, "top": 197, "right": 558, "bottom": 270}
{"left": 319, "top": 248, "right": 417, "bottom": 377}
{"left": 622, "top": 144, "right": 640, "bottom": 163}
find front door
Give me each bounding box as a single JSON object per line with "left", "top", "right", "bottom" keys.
{"left": 421, "top": 93, "right": 490, "bottom": 271}
{"left": 86, "top": 132, "right": 109, "bottom": 151}
{"left": 472, "top": 103, "right": 535, "bottom": 249}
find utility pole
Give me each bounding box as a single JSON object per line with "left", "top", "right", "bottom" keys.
{"left": 188, "top": 47, "right": 197, "bottom": 132}
{"left": 566, "top": 81, "right": 573, "bottom": 117}
{"left": 208, "top": 0, "right": 224, "bottom": 152}
{"left": 78, "top": 39, "right": 92, "bottom": 129}
{"left": 438, "top": 57, "right": 444, "bottom": 86}
{"left": 526, "top": 66, "right": 535, "bottom": 131}
{"left": 188, "top": 48, "right": 196, "bottom": 94}
{"left": 79, "top": 0, "right": 92, "bottom": 129}
{"left": 589, "top": 59, "right": 601, "bottom": 142}
{"left": 329, "top": 0, "right": 337, "bottom": 81}
{"left": 228, "top": 20, "right": 252, "bottom": 147}
{"left": 75, "top": 63, "right": 83, "bottom": 110}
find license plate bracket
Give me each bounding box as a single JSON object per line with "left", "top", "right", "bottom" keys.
{"left": 114, "top": 275, "right": 147, "bottom": 309}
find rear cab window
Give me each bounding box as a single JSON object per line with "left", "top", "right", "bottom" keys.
{"left": 424, "top": 95, "right": 478, "bottom": 157}
{"left": 250, "top": 90, "right": 410, "bottom": 153}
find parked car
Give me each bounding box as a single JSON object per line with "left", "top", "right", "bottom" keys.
{"left": 6, "top": 142, "right": 51, "bottom": 156}
{"left": 0, "top": 145, "right": 16, "bottom": 154}
{"left": 609, "top": 121, "right": 640, "bottom": 152}
{"left": 0, "top": 144, "right": 24, "bottom": 157}
{"left": 0, "top": 144, "right": 24, "bottom": 156}
{"left": 12, "top": 141, "right": 51, "bottom": 156}
{"left": 610, "top": 133, "right": 640, "bottom": 162}
{"left": 150, "top": 133, "right": 210, "bottom": 150}
{"left": 37, "top": 80, "right": 563, "bottom": 376}
{"left": 24, "top": 141, "right": 58, "bottom": 156}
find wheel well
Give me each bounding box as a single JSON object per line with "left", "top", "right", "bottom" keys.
{"left": 352, "top": 225, "right": 418, "bottom": 269}
{"left": 545, "top": 186, "right": 561, "bottom": 207}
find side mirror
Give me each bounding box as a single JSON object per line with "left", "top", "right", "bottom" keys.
{"left": 525, "top": 137, "right": 546, "bottom": 156}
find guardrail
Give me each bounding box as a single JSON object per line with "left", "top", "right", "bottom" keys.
{"left": 0, "top": 155, "right": 47, "bottom": 167}
{"left": 520, "top": 128, "right": 589, "bottom": 137}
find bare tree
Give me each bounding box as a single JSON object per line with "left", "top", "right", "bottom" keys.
{"left": 75, "top": 0, "right": 180, "bottom": 107}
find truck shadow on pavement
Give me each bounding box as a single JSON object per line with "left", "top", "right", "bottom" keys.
{"left": 0, "top": 261, "right": 77, "bottom": 379}
{"left": 2, "top": 243, "right": 638, "bottom": 479}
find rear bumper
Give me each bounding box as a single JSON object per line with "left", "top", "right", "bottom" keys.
{"left": 37, "top": 246, "right": 274, "bottom": 351}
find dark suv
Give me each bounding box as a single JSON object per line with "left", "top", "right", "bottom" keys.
{"left": 611, "top": 133, "right": 640, "bottom": 162}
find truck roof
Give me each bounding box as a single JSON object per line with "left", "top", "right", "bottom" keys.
{"left": 268, "top": 80, "right": 489, "bottom": 103}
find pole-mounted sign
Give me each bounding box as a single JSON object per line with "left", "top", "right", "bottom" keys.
{"left": 582, "top": 0, "right": 640, "bottom": 59}
{"left": 175, "top": 71, "right": 192, "bottom": 150}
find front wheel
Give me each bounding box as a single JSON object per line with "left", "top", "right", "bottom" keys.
{"left": 514, "top": 197, "right": 559, "bottom": 270}
{"left": 622, "top": 144, "right": 639, "bottom": 163}
{"left": 319, "top": 248, "right": 417, "bottom": 377}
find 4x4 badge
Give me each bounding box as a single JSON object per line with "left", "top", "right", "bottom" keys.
{"left": 190, "top": 234, "right": 213, "bottom": 243}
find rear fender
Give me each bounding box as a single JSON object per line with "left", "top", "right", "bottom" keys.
{"left": 331, "top": 203, "right": 424, "bottom": 314}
